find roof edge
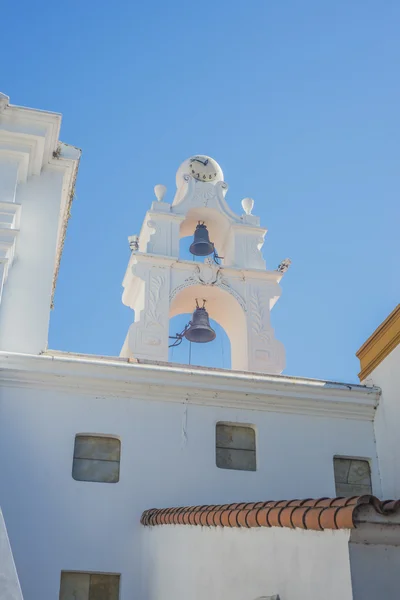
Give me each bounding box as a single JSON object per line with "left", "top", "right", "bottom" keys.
{"left": 356, "top": 305, "right": 400, "bottom": 381}
{"left": 50, "top": 147, "right": 81, "bottom": 308}
{"left": 141, "top": 496, "right": 400, "bottom": 532}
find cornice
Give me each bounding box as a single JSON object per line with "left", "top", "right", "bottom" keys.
{"left": 356, "top": 305, "right": 400, "bottom": 381}
{"left": 146, "top": 209, "right": 184, "bottom": 222}
{"left": 0, "top": 352, "right": 380, "bottom": 420}
{"left": 0, "top": 98, "right": 81, "bottom": 309}
{"left": 0, "top": 105, "right": 60, "bottom": 171}
{"left": 126, "top": 253, "right": 283, "bottom": 282}
{"left": 0, "top": 202, "right": 21, "bottom": 299}
{"left": 50, "top": 148, "right": 81, "bottom": 307}
{"left": 230, "top": 222, "right": 267, "bottom": 236}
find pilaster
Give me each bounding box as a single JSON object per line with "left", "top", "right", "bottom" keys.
{"left": 124, "top": 260, "right": 171, "bottom": 361}
{"left": 245, "top": 278, "right": 285, "bottom": 373}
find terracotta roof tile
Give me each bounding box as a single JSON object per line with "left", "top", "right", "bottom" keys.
{"left": 291, "top": 506, "right": 309, "bottom": 529}
{"left": 141, "top": 496, "right": 400, "bottom": 532}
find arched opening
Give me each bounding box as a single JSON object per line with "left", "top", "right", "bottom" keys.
{"left": 169, "top": 283, "right": 248, "bottom": 371}
{"left": 178, "top": 207, "right": 230, "bottom": 263}
{"left": 179, "top": 236, "right": 198, "bottom": 262}
{"left": 169, "top": 313, "right": 231, "bottom": 369}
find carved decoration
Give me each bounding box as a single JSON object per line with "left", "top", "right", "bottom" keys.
{"left": 249, "top": 288, "right": 271, "bottom": 343}
{"left": 217, "top": 280, "right": 247, "bottom": 312}
{"left": 170, "top": 262, "right": 246, "bottom": 312}
{"left": 147, "top": 274, "right": 165, "bottom": 329}
{"left": 276, "top": 258, "right": 292, "bottom": 273}
{"left": 191, "top": 184, "right": 218, "bottom": 207}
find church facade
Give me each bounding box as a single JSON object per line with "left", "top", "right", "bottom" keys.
{"left": 0, "top": 94, "right": 399, "bottom": 600}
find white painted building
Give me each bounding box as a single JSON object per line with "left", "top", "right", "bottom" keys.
{"left": 0, "top": 94, "right": 399, "bottom": 600}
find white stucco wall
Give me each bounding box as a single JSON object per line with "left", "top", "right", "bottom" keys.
{"left": 349, "top": 541, "right": 400, "bottom": 600}
{"left": 0, "top": 373, "right": 380, "bottom": 600}
{"left": 369, "top": 344, "right": 400, "bottom": 498}
{"left": 142, "top": 525, "right": 353, "bottom": 600}
{"left": 0, "top": 168, "right": 66, "bottom": 354}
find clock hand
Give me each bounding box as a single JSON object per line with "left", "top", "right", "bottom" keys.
{"left": 191, "top": 158, "right": 207, "bottom": 166}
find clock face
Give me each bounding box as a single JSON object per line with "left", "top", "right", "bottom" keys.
{"left": 189, "top": 156, "right": 218, "bottom": 181}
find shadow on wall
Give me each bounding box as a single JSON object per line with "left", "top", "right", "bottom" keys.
{"left": 0, "top": 509, "right": 24, "bottom": 600}
{"left": 168, "top": 313, "right": 231, "bottom": 369}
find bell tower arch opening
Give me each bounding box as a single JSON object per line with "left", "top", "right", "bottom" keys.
{"left": 168, "top": 312, "right": 231, "bottom": 369}
{"left": 169, "top": 284, "right": 246, "bottom": 370}
{"left": 178, "top": 207, "right": 230, "bottom": 264}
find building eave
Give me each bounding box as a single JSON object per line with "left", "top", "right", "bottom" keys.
{"left": 0, "top": 97, "right": 81, "bottom": 310}
{"left": 141, "top": 495, "right": 400, "bottom": 531}
{"left": 356, "top": 304, "right": 400, "bottom": 381}
{"left": 49, "top": 144, "right": 81, "bottom": 308}
{"left": 0, "top": 351, "right": 380, "bottom": 420}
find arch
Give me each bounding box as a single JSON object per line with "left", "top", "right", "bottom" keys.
{"left": 169, "top": 313, "right": 231, "bottom": 369}
{"left": 169, "top": 283, "right": 248, "bottom": 371}
{"left": 179, "top": 207, "right": 231, "bottom": 260}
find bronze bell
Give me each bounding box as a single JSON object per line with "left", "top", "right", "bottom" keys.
{"left": 184, "top": 305, "right": 216, "bottom": 344}
{"left": 189, "top": 222, "right": 215, "bottom": 257}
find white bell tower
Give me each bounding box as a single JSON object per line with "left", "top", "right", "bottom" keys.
{"left": 120, "top": 156, "right": 288, "bottom": 374}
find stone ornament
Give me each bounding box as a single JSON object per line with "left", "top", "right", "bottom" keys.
{"left": 250, "top": 288, "right": 271, "bottom": 343}
{"left": 147, "top": 274, "right": 165, "bottom": 329}
{"left": 154, "top": 184, "right": 167, "bottom": 202}
{"left": 128, "top": 235, "right": 139, "bottom": 251}
{"left": 241, "top": 197, "right": 254, "bottom": 215}
{"left": 169, "top": 261, "right": 247, "bottom": 313}
{"left": 276, "top": 258, "right": 292, "bottom": 273}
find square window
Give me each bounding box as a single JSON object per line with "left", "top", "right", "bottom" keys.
{"left": 216, "top": 423, "right": 256, "bottom": 471}
{"left": 60, "top": 572, "right": 120, "bottom": 600}
{"left": 72, "top": 435, "right": 121, "bottom": 483}
{"left": 333, "top": 457, "right": 372, "bottom": 496}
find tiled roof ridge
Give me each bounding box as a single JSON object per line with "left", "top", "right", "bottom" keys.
{"left": 141, "top": 496, "right": 400, "bottom": 531}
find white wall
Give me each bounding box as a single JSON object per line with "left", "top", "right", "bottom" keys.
{"left": 142, "top": 525, "right": 353, "bottom": 600}
{"left": 0, "top": 167, "right": 65, "bottom": 354}
{"left": 349, "top": 542, "right": 400, "bottom": 600}
{"left": 0, "top": 381, "right": 379, "bottom": 600}
{"left": 370, "top": 344, "right": 400, "bottom": 498}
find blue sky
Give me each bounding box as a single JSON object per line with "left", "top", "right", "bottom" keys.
{"left": 2, "top": 0, "right": 399, "bottom": 382}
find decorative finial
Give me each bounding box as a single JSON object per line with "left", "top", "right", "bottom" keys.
{"left": 241, "top": 197, "right": 254, "bottom": 215}
{"left": 276, "top": 258, "right": 291, "bottom": 273}
{"left": 154, "top": 184, "right": 167, "bottom": 202}
{"left": 128, "top": 235, "right": 139, "bottom": 251}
